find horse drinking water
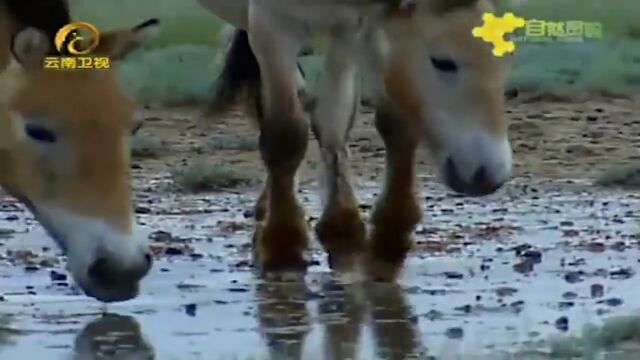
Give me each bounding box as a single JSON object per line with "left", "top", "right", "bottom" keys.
{"left": 199, "top": 0, "right": 513, "bottom": 281}
{"left": 0, "top": 0, "right": 160, "bottom": 302}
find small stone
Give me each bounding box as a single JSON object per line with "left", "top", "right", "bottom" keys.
{"left": 513, "top": 258, "right": 535, "bottom": 274}
{"left": 567, "top": 258, "right": 586, "bottom": 267}
{"left": 587, "top": 242, "right": 606, "bottom": 253}
{"left": 135, "top": 206, "right": 151, "bottom": 214}
{"left": 49, "top": 270, "right": 67, "bottom": 282}
{"left": 597, "top": 298, "right": 623, "bottom": 307}
{"left": 454, "top": 304, "right": 473, "bottom": 314}
{"left": 522, "top": 250, "right": 542, "bottom": 264}
{"left": 0, "top": 228, "right": 15, "bottom": 239}
{"left": 227, "top": 287, "right": 249, "bottom": 293}
{"left": 445, "top": 327, "right": 464, "bottom": 339}
{"left": 164, "top": 247, "right": 184, "bottom": 256}
{"left": 565, "top": 144, "right": 593, "bottom": 156}
{"left": 24, "top": 265, "right": 39, "bottom": 272}
{"left": 590, "top": 284, "right": 604, "bottom": 298}
{"left": 564, "top": 271, "right": 584, "bottom": 284}
{"left": 558, "top": 301, "right": 574, "bottom": 310}
{"left": 242, "top": 208, "right": 255, "bottom": 219}
{"left": 185, "top": 303, "right": 197, "bottom": 317}
{"left": 148, "top": 230, "right": 173, "bottom": 242}
{"left": 495, "top": 287, "right": 518, "bottom": 297}
{"left": 422, "top": 310, "right": 444, "bottom": 321}
{"left": 444, "top": 271, "right": 464, "bottom": 279}
{"left": 555, "top": 316, "right": 569, "bottom": 332}
{"left": 610, "top": 267, "right": 634, "bottom": 280}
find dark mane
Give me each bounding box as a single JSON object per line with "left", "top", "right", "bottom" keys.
{"left": 3, "top": 0, "right": 71, "bottom": 54}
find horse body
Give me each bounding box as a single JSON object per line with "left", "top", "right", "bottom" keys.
{"left": 199, "top": 0, "right": 511, "bottom": 280}
{"left": 0, "top": 0, "right": 159, "bottom": 302}
{"left": 199, "top": 0, "right": 513, "bottom": 280}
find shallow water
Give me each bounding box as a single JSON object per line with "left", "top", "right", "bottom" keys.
{"left": 1, "top": 177, "right": 639, "bottom": 359}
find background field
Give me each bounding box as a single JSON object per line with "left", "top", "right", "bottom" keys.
{"left": 69, "top": 0, "right": 640, "bottom": 106}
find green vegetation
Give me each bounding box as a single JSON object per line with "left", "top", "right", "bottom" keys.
{"left": 129, "top": 134, "right": 167, "bottom": 158}
{"left": 71, "top": 0, "right": 640, "bottom": 105}
{"left": 595, "top": 162, "right": 640, "bottom": 189}
{"left": 209, "top": 135, "right": 259, "bottom": 152}
{"left": 171, "top": 162, "right": 256, "bottom": 193}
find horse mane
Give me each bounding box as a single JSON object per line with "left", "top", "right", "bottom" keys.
{"left": 2, "top": 0, "right": 71, "bottom": 54}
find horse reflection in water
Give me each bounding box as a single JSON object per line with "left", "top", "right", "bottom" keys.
{"left": 255, "top": 280, "right": 423, "bottom": 359}
{"left": 72, "top": 313, "right": 154, "bottom": 360}
{"left": 67, "top": 281, "right": 421, "bottom": 359}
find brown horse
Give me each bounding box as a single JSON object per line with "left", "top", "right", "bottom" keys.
{"left": 0, "top": 0, "right": 160, "bottom": 302}
{"left": 200, "top": 0, "right": 513, "bottom": 281}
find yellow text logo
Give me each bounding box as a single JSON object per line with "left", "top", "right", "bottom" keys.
{"left": 45, "top": 22, "right": 109, "bottom": 70}
{"left": 54, "top": 21, "right": 100, "bottom": 56}
{"left": 472, "top": 12, "right": 526, "bottom": 57}
{"left": 43, "top": 56, "right": 110, "bottom": 70}
{"left": 473, "top": 12, "right": 604, "bottom": 57}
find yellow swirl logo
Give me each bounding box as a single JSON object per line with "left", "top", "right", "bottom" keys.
{"left": 54, "top": 21, "right": 100, "bottom": 56}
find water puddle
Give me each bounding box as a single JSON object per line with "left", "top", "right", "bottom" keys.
{"left": 1, "top": 178, "right": 639, "bottom": 359}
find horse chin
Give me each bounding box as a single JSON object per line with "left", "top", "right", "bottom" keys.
{"left": 4, "top": 188, "right": 68, "bottom": 252}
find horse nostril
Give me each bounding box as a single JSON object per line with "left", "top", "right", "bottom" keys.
{"left": 472, "top": 165, "right": 489, "bottom": 187}
{"left": 144, "top": 252, "right": 152, "bottom": 266}
{"left": 444, "top": 156, "right": 465, "bottom": 194}
{"left": 142, "top": 252, "right": 153, "bottom": 275}
{"left": 88, "top": 258, "right": 118, "bottom": 287}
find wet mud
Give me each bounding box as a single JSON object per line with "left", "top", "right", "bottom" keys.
{"left": 1, "top": 99, "right": 639, "bottom": 359}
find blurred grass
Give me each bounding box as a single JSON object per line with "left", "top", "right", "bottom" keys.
{"left": 69, "top": 0, "right": 640, "bottom": 105}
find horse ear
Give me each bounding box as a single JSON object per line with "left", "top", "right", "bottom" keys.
{"left": 92, "top": 18, "right": 160, "bottom": 61}
{"left": 11, "top": 27, "right": 50, "bottom": 70}
{"left": 430, "top": 0, "right": 480, "bottom": 14}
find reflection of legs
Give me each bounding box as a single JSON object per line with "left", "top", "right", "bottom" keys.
{"left": 366, "top": 102, "right": 422, "bottom": 281}
{"left": 318, "top": 280, "right": 366, "bottom": 360}
{"left": 367, "top": 282, "right": 422, "bottom": 360}
{"left": 248, "top": 11, "right": 309, "bottom": 273}
{"left": 255, "top": 281, "right": 311, "bottom": 360}
{"left": 311, "top": 30, "right": 366, "bottom": 273}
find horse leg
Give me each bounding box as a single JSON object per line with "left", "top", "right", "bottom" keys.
{"left": 366, "top": 102, "right": 422, "bottom": 281}
{"left": 319, "top": 280, "right": 366, "bottom": 360}
{"left": 311, "top": 30, "right": 366, "bottom": 274}
{"left": 247, "top": 9, "right": 309, "bottom": 274}
{"left": 255, "top": 280, "right": 311, "bottom": 359}
{"left": 367, "top": 282, "right": 422, "bottom": 359}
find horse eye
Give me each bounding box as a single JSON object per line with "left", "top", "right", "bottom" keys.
{"left": 25, "top": 124, "right": 57, "bottom": 143}
{"left": 430, "top": 57, "right": 458, "bottom": 73}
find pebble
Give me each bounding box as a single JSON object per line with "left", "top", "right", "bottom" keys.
{"left": 422, "top": 310, "right": 444, "bottom": 321}
{"left": 49, "top": 270, "right": 67, "bottom": 282}
{"left": 564, "top": 271, "right": 584, "bottom": 284}
{"left": 445, "top": 327, "right": 464, "bottom": 339}
{"left": 555, "top": 316, "right": 569, "bottom": 332}
{"left": 522, "top": 250, "right": 542, "bottom": 264}
{"left": 597, "top": 298, "right": 623, "bottom": 307}
{"left": 590, "top": 283, "right": 604, "bottom": 298}
{"left": 185, "top": 303, "right": 197, "bottom": 317}
{"left": 164, "top": 247, "right": 184, "bottom": 256}
{"left": 444, "top": 271, "right": 464, "bottom": 279}
{"left": 495, "top": 287, "right": 518, "bottom": 297}
{"left": 609, "top": 267, "right": 634, "bottom": 280}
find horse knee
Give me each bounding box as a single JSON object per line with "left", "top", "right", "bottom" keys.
{"left": 259, "top": 116, "right": 309, "bottom": 173}
{"left": 374, "top": 103, "right": 419, "bottom": 149}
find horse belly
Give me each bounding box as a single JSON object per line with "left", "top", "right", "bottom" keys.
{"left": 263, "top": 1, "right": 365, "bottom": 34}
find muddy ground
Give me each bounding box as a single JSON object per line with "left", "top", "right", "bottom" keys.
{"left": 1, "top": 96, "right": 640, "bottom": 359}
